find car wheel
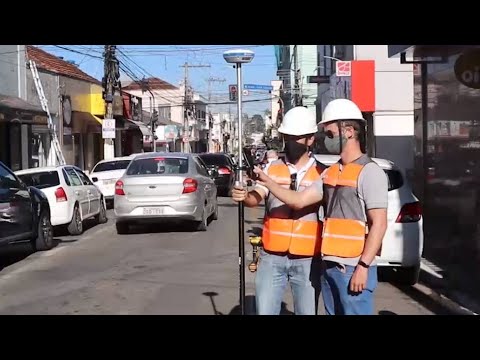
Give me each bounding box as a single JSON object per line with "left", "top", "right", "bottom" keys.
{"left": 394, "top": 265, "right": 420, "bottom": 286}
{"left": 195, "top": 211, "right": 208, "bottom": 231}
{"left": 116, "top": 221, "right": 129, "bottom": 235}
{"left": 68, "top": 204, "right": 83, "bottom": 235}
{"left": 95, "top": 200, "right": 108, "bottom": 224}
{"left": 34, "top": 209, "right": 54, "bottom": 251}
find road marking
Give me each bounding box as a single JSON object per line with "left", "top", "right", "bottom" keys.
{"left": 421, "top": 258, "right": 444, "bottom": 279}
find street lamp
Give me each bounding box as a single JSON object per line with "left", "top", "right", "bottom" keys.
{"left": 223, "top": 48, "right": 254, "bottom": 316}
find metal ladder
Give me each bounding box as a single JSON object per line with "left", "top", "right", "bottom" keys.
{"left": 29, "top": 60, "right": 66, "bottom": 166}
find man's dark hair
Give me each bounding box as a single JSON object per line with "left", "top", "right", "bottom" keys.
{"left": 340, "top": 120, "right": 364, "bottom": 140}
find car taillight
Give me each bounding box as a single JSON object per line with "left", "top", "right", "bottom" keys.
{"left": 396, "top": 202, "right": 422, "bottom": 223}
{"left": 115, "top": 180, "right": 125, "bottom": 196}
{"left": 218, "top": 167, "right": 231, "bottom": 175}
{"left": 183, "top": 178, "right": 198, "bottom": 194}
{"left": 55, "top": 187, "right": 67, "bottom": 202}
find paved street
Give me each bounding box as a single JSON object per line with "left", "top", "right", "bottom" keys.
{"left": 0, "top": 197, "right": 467, "bottom": 315}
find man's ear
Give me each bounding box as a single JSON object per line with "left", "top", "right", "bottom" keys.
{"left": 307, "top": 135, "right": 315, "bottom": 147}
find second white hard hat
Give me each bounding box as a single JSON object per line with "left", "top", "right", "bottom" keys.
{"left": 278, "top": 106, "right": 318, "bottom": 136}
{"left": 320, "top": 99, "right": 365, "bottom": 125}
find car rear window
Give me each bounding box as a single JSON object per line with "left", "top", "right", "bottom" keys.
{"left": 92, "top": 160, "right": 131, "bottom": 173}
{"left": 199, "top": 154, "right": 231, "bottom": 167}
{"left": 17, "top": 171, "right": 60, "bottom": 189}
{"left": 126, "top": 157, "right": 189, "bottom": 175}
{"left": 385, "top": 169, "right": 403, "bottom": 191}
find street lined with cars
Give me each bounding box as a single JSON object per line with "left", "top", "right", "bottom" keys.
{"left": 0, "top": 198, "right": 459, "bottom": 315}
{"left": 0, "top": 152, "right": 472, "bottom": 315}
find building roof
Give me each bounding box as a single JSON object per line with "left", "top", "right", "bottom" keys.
{"left": 0, "top": 94, "right": 46, "bottom": 115}
{"left": 26, "top": 46, "right": 101, "bottom": 85}
{"left": 122, "top": 77, "right": 178, "bottom": 91}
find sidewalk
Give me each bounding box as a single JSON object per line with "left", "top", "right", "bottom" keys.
{"left": 420, "top": 212, "right": 480, "bottom": 314}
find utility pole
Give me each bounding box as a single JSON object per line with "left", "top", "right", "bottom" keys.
{"left": 293, "top": 45, "right": 303, "bottom": 107}
{"left": 103, "top": 45, "right": 120, "bottom": 160}
{"left": 140, "top": 78, "right": 157, "bottom": 152}
{"left": 179, "top": 62, "right": 210, "bottom": 153}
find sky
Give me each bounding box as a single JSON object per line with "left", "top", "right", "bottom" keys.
{"left": 39, "top": 45, "right": 277, "bottom": 116}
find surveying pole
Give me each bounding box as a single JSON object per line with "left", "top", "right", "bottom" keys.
{"left": 223, "top": 49, "right": 255, "bottom": 315}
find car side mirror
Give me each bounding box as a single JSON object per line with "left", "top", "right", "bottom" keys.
{"left": 92, "top": 177, "right": 99, "bottom": 182}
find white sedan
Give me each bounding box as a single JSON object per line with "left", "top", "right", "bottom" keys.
{"left": 89, "top": 155, "right": 134, "bottom": 206}
{"left": 15, "top": 165, "right": 107, "bottom": 235}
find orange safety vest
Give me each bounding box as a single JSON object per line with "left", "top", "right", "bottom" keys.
{"left": 262, "top": 159, "right": 325, "bottom": 256}
{"left": 321, "top": 156, "right": 372, "bottom": 258}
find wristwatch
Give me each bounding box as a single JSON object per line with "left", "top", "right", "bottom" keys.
{"left": 357, "top": 260, "right": 370, "bottom": 269}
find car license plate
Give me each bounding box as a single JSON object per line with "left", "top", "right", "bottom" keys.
{"left": 104, "top": 179, "right": 116, "bottom": 185}
{"left": 143, "top": 207, "right": 165, "bottom": 216}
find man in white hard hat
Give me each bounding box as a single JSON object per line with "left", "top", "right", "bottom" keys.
{"left": 232, "top": 106, "right": 326, "bottom": 315}
{"left": 252, "top": 99, "right": 388, "bottom": 315}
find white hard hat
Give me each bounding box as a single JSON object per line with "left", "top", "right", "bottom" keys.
{"left": 320, "top": 99, "right": 366, "bottom": 125}
{"left": 278, "top": 106, "right": 318, "bottom": 136}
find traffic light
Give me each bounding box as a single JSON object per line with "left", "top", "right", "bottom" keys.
{"left": 229, "top": 84, "right": 237, "bottom": 101}
{"left": 152, "top": 110, "right": 159, "bottom": 124}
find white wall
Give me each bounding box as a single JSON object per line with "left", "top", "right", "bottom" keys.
{"left": 355, "top": 45, "right": 415, "bottom": 177}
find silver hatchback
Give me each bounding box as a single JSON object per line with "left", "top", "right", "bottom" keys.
{"left": 114, "top": 152, "right": 218, "bottom": 233}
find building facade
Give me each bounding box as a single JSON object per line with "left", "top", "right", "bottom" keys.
{"left": 0, "top": 45, "right": 48, "bottom": 170}
{"left": 275, "top": 45, "right": 318, "bottom": 119}
{"left": 389, "top": 45, "right": 480, "bottom": 284}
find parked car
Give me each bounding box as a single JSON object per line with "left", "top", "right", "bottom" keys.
{"left": 15, "top": 165, "right": 107, "bottom": 235}
{"left": 198, "top": 153, "right": 235, "bottom": 196}
{"left": 315, "top": 154, "right": 424, "bottom": 285}
{"left": 0, "top": 161, "right": 54, "bottom": 251}
{"left": 114, "top": 152, "right": 218, "bottom": 234}
{"left": 90, "top": 155, "right": 135, "bottom": 207}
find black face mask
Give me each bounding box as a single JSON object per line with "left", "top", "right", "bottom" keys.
{"left": 285, "top": 140, "right": 308, "bottom": 163}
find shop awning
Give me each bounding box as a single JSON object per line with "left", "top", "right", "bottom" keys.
{"left": 0, "top": 94, "right": 47, "bottom": 116}
{"left": 125, "top": 119, "right": 151, "bottom": 136}
{"left": 388, "top": 45, "right": 478, "bottom": 60}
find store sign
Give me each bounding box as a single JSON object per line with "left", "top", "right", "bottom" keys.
{"left": 454, "top": 49, "right": 480, "bottom": 89}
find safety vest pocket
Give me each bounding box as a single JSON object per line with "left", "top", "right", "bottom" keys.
{"left": 321, "top": 218, "right": 366, "bottom": 258}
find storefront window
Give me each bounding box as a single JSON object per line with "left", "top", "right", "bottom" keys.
{"left": 31, "top": 127, "right": 49, "bottom": 168}
{"left": 418, "top": 50, "right": 480, "bottom": 281}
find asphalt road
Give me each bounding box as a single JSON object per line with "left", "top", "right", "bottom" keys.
{"left": 0, "top": 197, "right": 468, "bottom": 315}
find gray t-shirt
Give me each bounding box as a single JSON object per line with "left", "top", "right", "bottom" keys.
{"left": 312, "top": 161, "right": 388, "bottom": 266}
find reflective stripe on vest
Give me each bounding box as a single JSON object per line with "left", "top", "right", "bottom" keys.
{"left": 321, "top": 158, "right": 371, "bottom": 258}
{"left": 262, "top": 160, "right": 324, "bottom": 256}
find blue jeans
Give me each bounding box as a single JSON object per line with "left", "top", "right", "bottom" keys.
{"left": 321, "top": 261, "right": 378, "bottom": 315}
{"left": 255, "top": 249, "right": 321, "bottom": 315}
